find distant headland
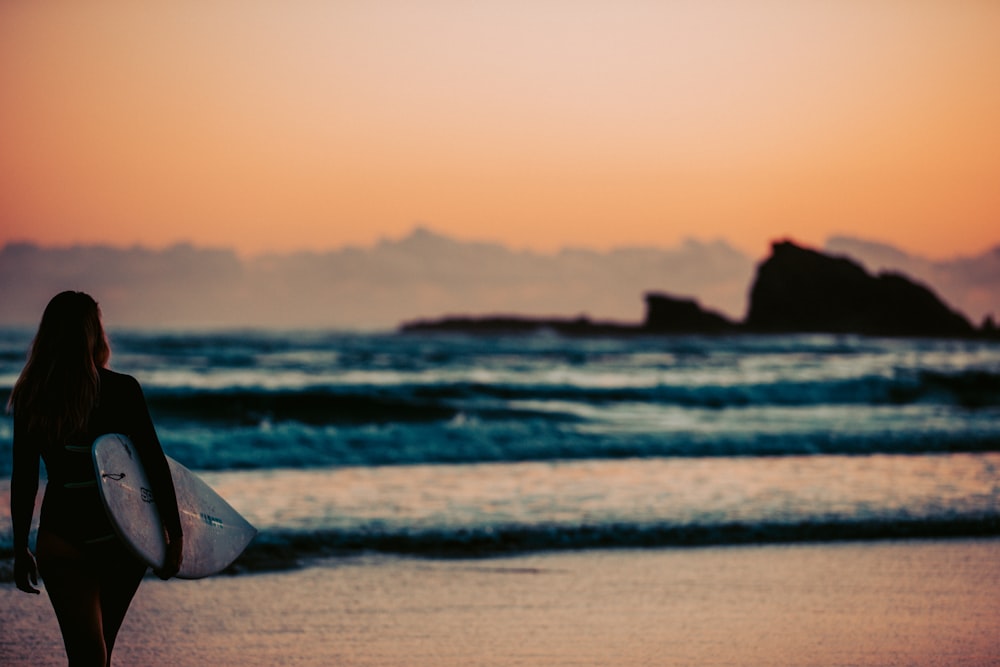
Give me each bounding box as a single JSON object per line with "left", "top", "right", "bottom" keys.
{"left": 400, "top": 240, "right": 998, "bottom": 340}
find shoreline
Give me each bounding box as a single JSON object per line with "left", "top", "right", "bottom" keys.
{"left": 3, "top": 538, "right": 998, "bottom": 666}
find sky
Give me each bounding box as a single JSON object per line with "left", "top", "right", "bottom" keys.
{"left": 1, "top": 1, "right": 999, "bottom": 260}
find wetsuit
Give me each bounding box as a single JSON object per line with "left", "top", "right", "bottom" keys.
{"left": 11, "top": 368, "right": 182, "bottom": 558}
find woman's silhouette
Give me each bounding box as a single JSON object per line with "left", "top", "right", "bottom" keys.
{"left": 9, "top": 291, "right": 183, "bottom": 666}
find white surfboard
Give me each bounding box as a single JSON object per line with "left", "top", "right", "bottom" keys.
{"left": 93, "top": 433, "right": 256, "bottom": 579}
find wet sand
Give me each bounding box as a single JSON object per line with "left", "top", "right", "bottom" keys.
{"left": 2, "top": 539, "right": 999, "bottom": 666}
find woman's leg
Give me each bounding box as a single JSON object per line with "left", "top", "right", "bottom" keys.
{"left": 36, "top": 530, "right": 107, "bottom": 666}
{"left": 95, "top": 543, "right": 147, "bottom": 663}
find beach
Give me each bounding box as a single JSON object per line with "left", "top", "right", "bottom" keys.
{"left": 3, "top": 538, "right": 998, "bottom": 666}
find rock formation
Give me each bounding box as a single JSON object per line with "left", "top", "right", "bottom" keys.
{"left": 402, "top": 240, "right": 990, "bottom": 339}
{"left": 746, "top": 241, "right": 975, "bottom": 337}
{"left": 643, "top": 293, "right": 737, "bottom": 333}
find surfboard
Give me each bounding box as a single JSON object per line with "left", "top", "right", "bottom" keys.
{"left": 93, "top": 433, "right": 256, "bottom": 579}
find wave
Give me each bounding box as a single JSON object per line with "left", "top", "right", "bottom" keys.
{"left": 2, "top": 332, "right": 999, "bottom": 474}
{"left": 126, "top": 369, "right": 1000, "bottom": 425}
{"left": 2, "top": 446, "right": 997, "bottom": 580}
{"left": 146, "top": 387, "right": 463, "bottom": 426}
{"left": 199, "top": 515, "right": 1000, "bottom": 574}
{"left": 4, "top": 395, "right": 998, "bottom": 477}
{"left": 112, "top": 421, "right": 1000, "bottom": 472}
{"left": 3, "top": 515, "right": 997, "bottom": 581}
{"left": 454, "top": 369, "right": 1000, "bottom": 409}
{"left": 0, "top": 515, "right": 1000, "bottom": 583}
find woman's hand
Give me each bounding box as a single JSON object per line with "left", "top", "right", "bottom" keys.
{"left": 155, "top": 535, "right": 184, "bottom": 580}
{"left": 14, "top": 548, "right": 40, "bottom": 595}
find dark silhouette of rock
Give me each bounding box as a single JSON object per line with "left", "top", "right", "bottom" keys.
{"left": 824, "top": 235, "right": 1000, "bottom": 325}
{"left": 400, "top": 295, "right": 738, "bottom": 337}
{"left": 400, "top": 314, "right": 638, "bottom": 336}
{"left": 400, "top": 239, "right": 995, "bottom": 339}
{"left": 643, "top": 293, "right": 738, "bottom": 333}
{"left": 746, "top": 241, "right": 975, "bottom": 337}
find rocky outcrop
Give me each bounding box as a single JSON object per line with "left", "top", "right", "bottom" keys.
{"left": 401, "top": 240, "right": 989, "bottom": 339}
{"left": 643, "top": 293, "right": 738, "bottom": 333}
{"left": 401, "top": 294, "right": 737, "bottom": 336}
{"left": 745, "top": 241, "right": 975, "bottom": 337}
{"left": 399, "top": 314, "right": 637, "bottom": 336}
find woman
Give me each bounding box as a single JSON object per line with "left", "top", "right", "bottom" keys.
{"left": 9, "top": 291, "right": 183, "bottom": 666}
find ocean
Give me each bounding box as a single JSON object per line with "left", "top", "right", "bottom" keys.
{"left": 2, "top": 328, "right": 999, "bottom": 572}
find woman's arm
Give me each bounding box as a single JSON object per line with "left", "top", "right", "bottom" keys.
{"left": 10, "top": 416, "right": 41, "bottom": 594}
{"left": 124, "top": 376, "right": 184, "bottom": 576}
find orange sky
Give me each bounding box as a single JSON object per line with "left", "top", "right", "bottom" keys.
{"left": 1, "top": 1, "right": 998, "bottom": 259}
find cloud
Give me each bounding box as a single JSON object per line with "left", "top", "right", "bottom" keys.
{"left": 7, "top": 228, "right": 992, "bottom": 331}
{"left": 0, "top": 228, "right": 754, "bottom": 330}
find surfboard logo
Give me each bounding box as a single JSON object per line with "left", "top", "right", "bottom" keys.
{"left": 140, "top": 487, "right": 155, "bottom": 503}
{"left": 200, "top": 512, "right": 224, "bottom": 529}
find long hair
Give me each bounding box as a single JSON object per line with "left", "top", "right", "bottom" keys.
{"left": 8, "top": 291, "right": 111, "bottom": 442}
